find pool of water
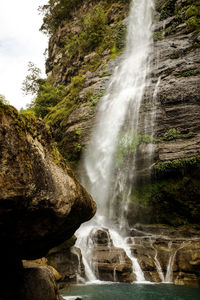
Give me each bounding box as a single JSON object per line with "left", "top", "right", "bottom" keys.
{"left": 61, "top": 283, "right": 200, "bottom": 300}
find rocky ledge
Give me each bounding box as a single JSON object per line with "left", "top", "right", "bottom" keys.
{"left": 0, "top": 105, "right": 96, "bottom": 299}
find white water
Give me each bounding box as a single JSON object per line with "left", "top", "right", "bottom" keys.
{"left": 164, "top": 241, "right": 189, "bottom": 283}
{"left": 76, "top": 0, "right": 155, "bottom": 283}
{"left": 81, "top": 0, "right": 155, "bottom": 223}
{"left": 150, "top": 238, "right": 165, "bottom": 282}
{"left": 109, "top": 229, "right": 145, "bottom": 282}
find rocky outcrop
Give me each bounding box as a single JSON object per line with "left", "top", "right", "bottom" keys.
{"left": 0, "top": 105, "right": 96, "bottom": 299}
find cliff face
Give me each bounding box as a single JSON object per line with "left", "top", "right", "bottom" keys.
{"left": 34, "top": 0, "right": 200, "bottom": 288}
{"left": 0, "top": 105, "right": 96, "bottom": 299}
{"left": 43, "top": 0, "right": 200, "bottom": 226}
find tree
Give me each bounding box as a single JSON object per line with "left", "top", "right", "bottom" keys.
{"left": 0, "top": 94, "right": 9, "bottom": 106}
{"left": 22, "top": 62, "right": 43, "bottom": 95}
{"left": 39, "top": 0, "right": 84, "bottom": 35}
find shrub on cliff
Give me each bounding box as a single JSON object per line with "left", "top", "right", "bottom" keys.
{"left": 33, "top": 82, "right": 67, "bottom": 118}
{"left": 39, "top": 0, "right": 131, "bottom": 35}
{"left": 39, "top": 0, "right": 84, "bottom": 34}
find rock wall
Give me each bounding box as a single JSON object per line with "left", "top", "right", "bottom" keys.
{"left": 0, "top": 105, "right": 96, "bottom": 299}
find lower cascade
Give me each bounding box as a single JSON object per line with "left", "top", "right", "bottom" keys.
{"left": 75, "top": 225, "right": 200, "bottom": 284}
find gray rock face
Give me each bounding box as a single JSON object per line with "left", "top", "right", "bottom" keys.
{"left": 0, "top": 106, "right": 96, "bottom": 260}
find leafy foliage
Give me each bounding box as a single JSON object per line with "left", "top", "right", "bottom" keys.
{"left": 39, "top": 0, "right": 84, "bottom": 35}
{"left": 33, "top": 82, "right": 67, "bottom": 118}
{"left": 154, "top": 156, "right": 200, "bottom": 175}
{"left": 0, "top": 94, "right": 9, "bottom": 107}
{"left": 22, "top": 62, "right": 42, "bottom": 95}
{"left": 39, "top": 0, "right": 130, "bottom": 35}
{"left": 62, "top": 4, "right": 110, "bottom": 62}
{"left": 163, "top": 128, "right": 195, "bottom": 141}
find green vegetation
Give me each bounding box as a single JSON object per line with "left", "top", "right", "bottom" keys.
{"left": 154, "top": 1, "right": 200, "bottom": 41}
{"left": 130, "top": 173, "right": 200, "bottom": 225}
{"left": 185, "top": 4, "right": 199, "bottom": 18}
{"left": 45, "top": 75, "right": 85, "bottom": 127}
{"left": 61, "top": 3, "right": 127, "bottom": 67}
{"left": 140, "top": 104, "right": 152, "bottom": 111}
{"left": 186, "top": 16, "right": 200, "bottom": 31}
{"left": 111, "top": 22, "right": 127, "bottom": 58}
{"left": 153, "top": 31, "right": 163, "bottom": 42}
{"left": 39, "top": 0, "right": 84, "bottom": 35}
{"left": 163, "top": 128, "right": 195, "bottom": 141}
{"left": 22, "top": 61, "right": 42, "bottom": 95}
{"left": 115, "top": 131, "right": 159, "bottom": 167}
{"left": 33, "top": 82, "right": 67, "bottom": 118}
{"left": 0, "top": 94, "right": 9, "bottom": 107}
{"left": 62, "top": 4, "right": 109, "bottom": 61}
{"left": 156, "top": 0, "right": 177, "bottom": 21}
{"left": 154, "top": 155, "right": 200, "bottom": 175}
{"left": 175, "top": 68, "right": 200, "bottom": 77}
{"left": 86, "top": 89, "right": 106, "bottom": 107}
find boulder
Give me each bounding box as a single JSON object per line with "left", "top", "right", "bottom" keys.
{"left": 20, "top": 262, "right": 64, "bottom": 300}
{"left": 0, "top": 105, "right": 96, "bottom": 299}
{"left": 0, "top": 106, "right": 96, "bottom": 259}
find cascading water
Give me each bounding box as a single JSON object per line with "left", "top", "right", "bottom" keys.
{"left": 75, "top": 0, "right": 155, "bottom": 283}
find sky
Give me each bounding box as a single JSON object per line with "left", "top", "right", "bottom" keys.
{"left": 0, "top": 0, "right": 48, "bottom": 110}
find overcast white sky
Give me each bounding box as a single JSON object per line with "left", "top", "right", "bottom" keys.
{"left": 0, "top": 0, "right": 48, "bottom": 110}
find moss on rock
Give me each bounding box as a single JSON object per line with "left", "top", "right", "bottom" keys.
{"left": 129, "top": 169, "right": 200, "bottom": 225}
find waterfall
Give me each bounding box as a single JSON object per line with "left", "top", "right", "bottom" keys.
{"left": 150, "top": 238, "right": 165, "bottom": 282}
{"left": 164, "top": 241, "right": 189, "bottom": 283}
{"left": 76, "top": 0, "right": 155, "bottom": 283}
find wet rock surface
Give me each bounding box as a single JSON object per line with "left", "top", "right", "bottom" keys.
{"left": 47, "top": 237, "right": 86, "bottom": 288}
{"left": 90, "top": 229, "right": 135, "bottom": 282}
{"left": 127, "top": 225, "right": 200, "bottom": 287}
{"left": 61, "top": 225, "right": 200, "bottom": 287}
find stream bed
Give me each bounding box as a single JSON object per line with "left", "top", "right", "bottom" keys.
{"left": 61, "top": 283, "right": 200, "bottom": 300}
